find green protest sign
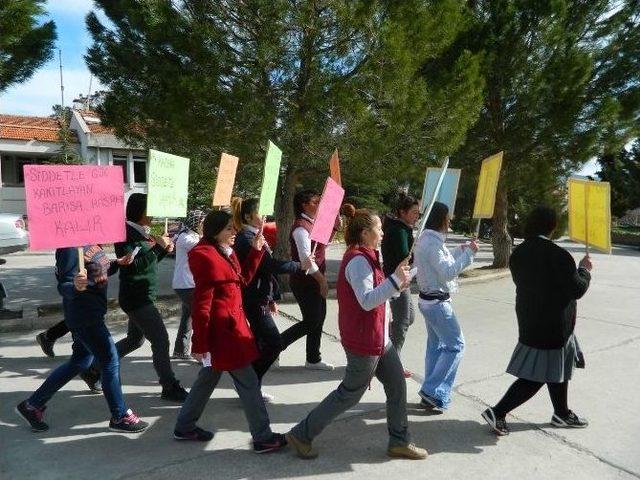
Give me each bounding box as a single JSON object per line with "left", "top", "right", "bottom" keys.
{"left": 257, "top": 141, "right": 282, "bottom": 216}
{"left": 146, "top": 149, "right": 190, "bottom": 218}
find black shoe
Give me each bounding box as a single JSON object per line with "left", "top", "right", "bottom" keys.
{"left": 16, "top": 400, "right": 49, "bottom": 432}
{"left": 79, "top": 369, "right": 102, "bottom": 393}
{"left": 418, "top": 390, "right": 443, "bottom": 410}
{"left": 174, "top": 427, "right": 214, "bottom": 441}
{"left": 109, "top": 409, "right": 149, "bottom": 433}
{"left": 36, "top": 332, "right": 55, "bottom": 358}
{"left": 551, "top": 410, "right": 589, "bottom": 428}
{"left": 161, "top": 381, "right": 188, "bottom": 402}
{"left": 481, "top": 407, "right": 510, "bottom": 436}
{"left": 253, "top": 432, "right": 287, "bottom": 454}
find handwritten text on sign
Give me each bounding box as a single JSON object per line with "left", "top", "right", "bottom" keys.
{"left": 146, "top": 149, "right": 190, "bottom": 218}
{"left": 24, "top": 165, "right": 126, "bottom": 250}
{"left": 310, "top": 177, "right": 345, "bottom": 245}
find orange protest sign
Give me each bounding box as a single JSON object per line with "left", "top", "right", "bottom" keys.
{"left": 212, "top": 153, "right": 239, "bottom": 207}
{"left": 329, "top": 149, "right": 341, "bottom": 186}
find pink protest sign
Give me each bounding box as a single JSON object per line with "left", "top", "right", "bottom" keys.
{"left": 310, "top": 177, "right": 345, "bottom": 245}
{"left": 24, "top": 165, "right": 126, "bottom": 250}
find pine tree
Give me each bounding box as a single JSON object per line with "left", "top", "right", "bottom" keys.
{"left": 85, "top": 0, "right": 485, "bottom": 258}
{"left": 0, "top": 0, "right": 56, "bottom": 93}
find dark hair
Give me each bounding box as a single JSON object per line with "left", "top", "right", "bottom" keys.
{"left": 524, "top": 206, "right": 558, "bottom": 238}
{"left": 240, "top": 198, "right": 259, "bottom": 224}
{"left": 202, "top": 209, "right": 233, "bottom": 244}
{"left": 393, "top": 192, "right": 419, "bottom": 216}
{"left": 425, "top": 202, "right": 449, "bottom": 231}
{"left": 126, "top": 193, "right": 147, "bottom": 222}
{"left": 294, "top": 189, "right": 319, "bottom": 217}
{"left": 341, "top": 203, "right": 378, "bottom": 246}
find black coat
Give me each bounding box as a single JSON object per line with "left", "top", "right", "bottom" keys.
{"left": 234, "top": 227, "right": 301, "bottom": 304}
{"left": 509, "top": 237, "right": 591, "bottom": 349}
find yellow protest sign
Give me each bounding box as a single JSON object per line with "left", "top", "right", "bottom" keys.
{"left": 212, "top": 152, "right": 239, "bottom": 207}
{"left": 472, "top": 152, "right": 503, "bottom": 219}
{"left": 568, "top": 177, "right": 611, "bottom": 253}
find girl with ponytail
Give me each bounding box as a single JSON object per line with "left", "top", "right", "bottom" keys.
{"left": 286, "top": 204, "right": 427, "bottom": 461}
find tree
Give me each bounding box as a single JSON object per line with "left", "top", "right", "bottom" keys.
{"left": 85, "top": 0, "right": 485, "bottom": 260}
{"left": 598, "top": 140, "right": 640, "bottom": 218}
{"left": 46, "top": 105, "right": 82, "bottom": 165}
{"left": 434, "top": 0, "right": 640, "bottom": 266}
{"left": 0, "top": 0, "right": 56, "bottom": 93}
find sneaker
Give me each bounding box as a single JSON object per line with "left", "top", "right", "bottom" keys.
{"left": 481, "top": 407, "right": 510, "bottom": 436}
{"left": 36, "top": 332, "right": 55, "bottom": 358}
{"left": 16, "top": 400, "right": 49, "bottom": 432}
{"left": 551, "top": 411, "right": 589, "bottom": 428}
{"left": 403, "top": 369, "right": 413, "bottom": 378}
{"left": 304, "top": 360, "right": 334, "bottom": 371}
{"left": 174, "top": 426, "right": 214, "bottom": 441}
{"left": 109, "top": 409, "right": 149, "bottom": 433}
{"left": 253, "top": 432, "right": 287, "bottom": 454}
{"left": 79, "top": 369, "right": 102, "bottom": 393}
{"left": 261, "top": 391, "right": 275, "bottom": 404}
{"left": 387, "top": 443, "right": 428, "bottom": 460}
{"left": 172, "top": 352, "right": 193, "bottom": 361}
{"left": 286, "top": 432, "right": 318, "bottom": 459}
{"left": 161, "top": 381, "right": 188, "bottom": 402}
{"left": 418, "top": 390, "right": 443, "bottom": 410}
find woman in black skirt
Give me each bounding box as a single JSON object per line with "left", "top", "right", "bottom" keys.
{"left": 482, "top": 206, "right": 592, "bottom": 436}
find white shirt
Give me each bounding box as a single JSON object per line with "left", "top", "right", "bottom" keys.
{"left": 292, "top": 213, "right": 319, "bottom": 275}
{"left": 172, "top": 230, "right": 200, "bottom": 289}
{"left": 344, "top": 254, "right": 402, "bottom": 348}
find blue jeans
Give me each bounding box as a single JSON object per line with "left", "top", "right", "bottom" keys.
{"left": 29, "top": 322, "right": 127, "bottom": 420}
{"left": 418, "top": 301, "right": 465, "bottom": 409}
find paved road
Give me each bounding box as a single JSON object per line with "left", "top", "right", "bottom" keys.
{"left": 0, "top": 238, "right": 638, "bottom": 479}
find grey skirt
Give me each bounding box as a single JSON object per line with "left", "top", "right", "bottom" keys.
{"left": 506, "top": 334, "right": 577, "bottom": 383}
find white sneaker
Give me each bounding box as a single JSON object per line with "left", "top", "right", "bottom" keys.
{"left": 305, "top": 360, "right": 334, "bottom": 371}
{"left": 261, "top": 391, "right": 275, "bottom": 403}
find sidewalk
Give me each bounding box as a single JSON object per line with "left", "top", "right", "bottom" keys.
{"left": 0, "top": 234, "right": 508, "bottom": 333}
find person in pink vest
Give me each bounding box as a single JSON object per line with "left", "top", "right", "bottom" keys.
{"left": 286, "top": 204, "right": 428, "bottom": 460}
{"left": 280, "top": 189, "right": 334, "bottom": 370}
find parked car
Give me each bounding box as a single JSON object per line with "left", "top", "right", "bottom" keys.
{"left": 0, "top": 213, "right": 29, "bottom": 255}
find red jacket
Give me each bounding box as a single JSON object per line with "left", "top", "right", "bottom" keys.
{"left": 189, "top": 239, "right": 264, "bottom": 371}
{"left": 337, "top": 246, "right": 387, "bottom": 356}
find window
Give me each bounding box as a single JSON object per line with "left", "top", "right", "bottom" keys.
{"left": 132, "top": 154, "right": 147, "bottom": 184}
{"left": 112, "top": 153, "right": 128, "bottom": 183}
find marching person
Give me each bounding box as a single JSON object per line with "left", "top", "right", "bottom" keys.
{"left": 110, "top": 193, "right": 188, "bottom": 402}
{"left": 232, "top": 198, "right": 313, "bottom": 401}
{"left": 280, "top": 190, "right": 335, "bottom": 371}
{"left": 414, "top": 201, "right": 477, "bottom": 411}
{"left": 171, "top": 209, "right": 207, "bottom": 359}
{"left": 482, "top": 206, "right": 592, "bottom": 435}
{"left": 381, "top": 192, "right": 420, "bottom": 377}
{"left": 16, "top": 245, "right": 148, "bottom": 433}
{"left": 286, "top": 205, "right": 427, "bottom": 460}
{"left": 173, "top": 210, "right": 287, "bottom": 453}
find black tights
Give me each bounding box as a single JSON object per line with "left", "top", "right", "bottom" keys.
{"left": 493, "top": 378, "right": 569, "bottom": 418}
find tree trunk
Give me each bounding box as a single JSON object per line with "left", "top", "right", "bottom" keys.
{"left": 491, "top": 182, "right": 511, "bottom": 268}
{"left": 273, "top": 166, "right": 299, "bottom": 292}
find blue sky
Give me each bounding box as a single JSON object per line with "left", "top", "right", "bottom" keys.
{"left": 0, "top": 1, "right": 602, "bottom": 177}
{"left": 0, "top": 0, "right": 103, "bottom": 116}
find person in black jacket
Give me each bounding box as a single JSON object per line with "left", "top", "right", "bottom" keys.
{"left": 482, "top": 206, "right": 592, "bottom": 436}
{"left": 381, "top": 192, "right": 420, "bottom": 377}
{"left": 232, "top": 198, "right": 313, "bottom": 402}
{"left": 16, "top": 246, "right": 148, "bottom": 433}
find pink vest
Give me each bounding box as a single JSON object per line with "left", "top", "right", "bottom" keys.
{"left": 337, "top": 246, "right": 386, "bottom": 356}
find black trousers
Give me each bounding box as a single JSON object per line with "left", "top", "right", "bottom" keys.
{"left": 280, "top": 281, "right": 326, "bottom": 364}
{"left": 244, "top": 301, "right": 283, "bottom": 382}
{"left": 45, "top": 320, "right": 70, "bottom": 342}
{"left": 493, "top": 378, "right": 569, "bottom": 418}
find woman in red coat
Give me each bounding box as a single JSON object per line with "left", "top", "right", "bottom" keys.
{"left": 173, "top": 209, "right": 287, "bottom": 454}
